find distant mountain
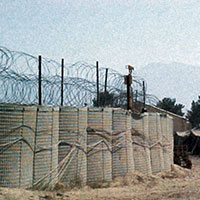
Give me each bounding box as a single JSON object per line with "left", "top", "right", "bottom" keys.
{"left": 136, "top": 62, "right": 200, "bottom": 112}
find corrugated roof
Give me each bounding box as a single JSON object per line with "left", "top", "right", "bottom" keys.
{"left": 146, "top": 104, "right": 187, "bottom": 120}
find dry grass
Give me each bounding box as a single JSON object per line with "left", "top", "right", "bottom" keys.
{"left": 1, "top": 156, "right": 200, "bottom": 200}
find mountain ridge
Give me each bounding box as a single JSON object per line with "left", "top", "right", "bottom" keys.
{"left": 135, "top": 62, "right": 200, "bottom": 112}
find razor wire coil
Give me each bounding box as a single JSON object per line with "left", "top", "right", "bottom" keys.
{"left": 0, "top": 46, "right": 159, "bottom": 107}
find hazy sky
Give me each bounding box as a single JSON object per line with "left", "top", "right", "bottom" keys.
{"left": 1, "top": 0, "right": 200, "bottom": 74}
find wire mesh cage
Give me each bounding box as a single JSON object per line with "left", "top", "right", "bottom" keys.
{"left": 112, "top": 108, "right": 134, "bottom": 178}
{"left": 32, "top": 106, "right": 59, "bottom": 189}
{"left": 58, "top": 107, "right": 87, "bottom": 187}
{"left": 0, "top": 104, "right": 36, "bottom": 188}
{"left": 148, "top": 113, "right": 164, "bottom": 174}
{"left": 160, "top": 114, "right": 172, "bottom": 171}
{"left": 87, "top": 108, "right": 112, "bottom": 185}
{"left": 131, "top": 113, "right": 152, "bottom": 175}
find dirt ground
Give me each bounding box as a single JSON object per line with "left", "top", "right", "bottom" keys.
{"left": 1, "top": 156, "right": 200, "bottom": 200}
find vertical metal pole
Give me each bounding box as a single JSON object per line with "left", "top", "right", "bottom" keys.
{"left": 143, "top": 81, "right": 146, "bottom": 108}
{"left": 104, "top": 68, "right": 108, "bottom": 107}
{"left": 96, "top": 61, "right": 100, "bottom": 107}
{"left": 61, "top": 58, "right": 64, "bottom": 106}
{"left": 38, "top": 55, "right": 42, "bottom": 105}
{"left": 104, "top": 68, "right": 108, "bottom": 93}
{"left": 127, "top": 75, "right": 130, "bottom": 110}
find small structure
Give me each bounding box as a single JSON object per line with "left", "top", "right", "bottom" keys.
{"left": 134, "top": 102, "right": 189, "bottom": 133}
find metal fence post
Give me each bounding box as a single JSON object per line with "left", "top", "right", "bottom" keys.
{"left": 61, "top": 58, "right": 64, "bottom": 106}
{"left": 143, "top": 81, "right": 146, "bottom": 109}
{"left": 104, "top": 68, "right": 108, "bottom": 107}
{"left": 127, "top": 75, "right": 130, "bottom": 110}
{"left": 38, "top": 55, "right": 42, "bottom": 105}
{"left": 96, "top": 61, "right": 100, "bottom": 107}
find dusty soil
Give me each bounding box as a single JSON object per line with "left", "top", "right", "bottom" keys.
{"left": 1, "top": 156, "right": 200, "bottom": 200}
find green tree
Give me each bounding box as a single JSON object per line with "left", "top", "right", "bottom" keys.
{"left": 156, "top": 97, "right": 184, "bottom": 116}
{"left": 93, "top": 91, "right": 127, "bottom": 108}
{"left": 93, "top": 91, "right": 115, "bottom": 107}
{"left": 187, "top": 96, "right": 200, "bottom": 128}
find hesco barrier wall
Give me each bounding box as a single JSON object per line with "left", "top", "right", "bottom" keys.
{"left": 33, "top": 107, "right": 59, "bottom": 189}
{"left": 0, "top": 104, "right": 36, "bottom": 188}
{"left": 132, "top": 113, "right": 174, "bottom": 175}
{"left": 59, "top": 107, "right": 87, "bottom": 187}
{"left": 0, "top": 104, "right": 174, "bottom": 189}
{"left": 148, "top": 113, "right": 165, "bottom": 174}
{"left": 166, "top": 115, "right": 174, "bottom": 169}
{"left": 131, "top": 113, "right": 152, "bottom": 175}
{"left": 112, "top": 109, "right": 134, "bottom": 178}
{"left": 87, "top": 108, "right": 112, "bottom": 185}
{"left": 0, "top": 104, "right": 59, "bottom": 189}
{"left": 160, "top": 114, "right": 173, "bottom": 171}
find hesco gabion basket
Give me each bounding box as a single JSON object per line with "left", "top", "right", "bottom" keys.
{"left": 33, "top": 106, "right": 59, "bottom": 186}
{"left": 167, "top": 115, "right": 174, "bottom": 166}
{"left": 148, "top": 113, "right": 164, "bottom": 174}
{"left": 59, "top": 107, "right": 87, "bottom": 187}
{"left": 87, "top": 108, "right": 112, "bottom": 185}
{"left": 131, "top": 113, "right": 152, "bottom": 175}
{"left": 160, "top": 114, "right": 173, "bottom": 171}
{"left": 0, "top": 104, "right": 37, "bottom": 188}
{"left": 112, "top": 109, "right": 134, "bottom": 179}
